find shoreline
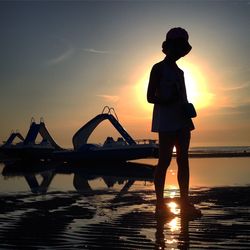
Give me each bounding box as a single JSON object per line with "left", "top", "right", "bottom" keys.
{"left": 167, "top": 151, "right": 250, "bottom": 158}
{"left": 188, "top": 151, "right": 250, "bottom": 158}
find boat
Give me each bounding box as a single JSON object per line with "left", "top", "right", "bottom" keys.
{"left": 0, "top": 118, "right": 63, "bottom": 161}
{"left": 0, "top": 107, "right": 158, "bottom": 163}
{"left": 54, "top": 107, "right": 157, "bottom": 163}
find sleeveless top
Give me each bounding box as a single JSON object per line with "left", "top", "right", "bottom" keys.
{"left": 151, "top": 59, "right": 194, "bottom": 132}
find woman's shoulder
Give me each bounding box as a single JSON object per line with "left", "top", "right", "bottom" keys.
{"left": 153, "top": 60, "right": 165, "bottom": 68}
{"left": 151, "top": 60, "right": 165, "bottom": 74}
{"left": 176, "top": 65, "right": 184, "bottom": 74}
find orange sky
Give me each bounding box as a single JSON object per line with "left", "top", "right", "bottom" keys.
{"left": 0, "top": 1, "right": 249, "bottom": 148}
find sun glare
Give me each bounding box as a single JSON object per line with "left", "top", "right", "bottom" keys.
{"left": 178, "top": 59, "right": 214, "bottom": 109}
{"left": 134, "top": 72, "right": 152, "bottom": 114}
{"left": 134, "top": 59, "right": 213, "bottom": 114}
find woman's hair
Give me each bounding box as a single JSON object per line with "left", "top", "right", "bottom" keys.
{"left": 162, "top": 40, "right": 171, "bottom": 54}
{"left": 162, "top": 27, "right": 192, "bottom": 56}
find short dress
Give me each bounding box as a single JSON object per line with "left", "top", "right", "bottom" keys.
{"left": 151, "top": 60, "right": 194, "bottom": 132}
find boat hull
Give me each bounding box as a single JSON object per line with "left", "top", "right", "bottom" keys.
{"left": 53, "top": 144, "right": 158, "bottom": 163}
{"left": 0, "top": 147, "right": 55, "bottom": 161}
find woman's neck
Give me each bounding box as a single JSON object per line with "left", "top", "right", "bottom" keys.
{"left": 164, "top": 56, "right": 178, "bottom": 66}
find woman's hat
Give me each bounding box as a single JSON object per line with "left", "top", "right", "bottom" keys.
{"left": 162, "top": 27, "right": 192, "bottom": 56}
{"left": 166, "top": 27, "right": 189, "bottom": 40}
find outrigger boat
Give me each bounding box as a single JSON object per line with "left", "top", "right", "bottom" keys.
{"left": 0, "top": 107, "right": 158, "bottom": 163}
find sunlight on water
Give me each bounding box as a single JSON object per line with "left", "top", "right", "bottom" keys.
{"left": 166, "top": 238, "right": 178, "bottom": 245}
{"left": 167, "top": 202, "right": 180, "bottom": 215}
{"left": 169, "top": 190, "right": 177, "bottom": 198}
{"left": 168, "top": 217, "right": 180, "bottom": 232}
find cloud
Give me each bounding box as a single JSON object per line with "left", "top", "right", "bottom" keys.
{"left": 82, "top": 48, "right": 111, "bottom": 54}
{"left": 208, "top": 102, "right": 250, "bottom": 118}
{"left": 219, "top": 81, "right": 250, "bottom": 91}
{"left": 96, "top": 94, "right": 120, "bottom": 103}
{"left": 47, "top": 47, "right": 74, "bottom": 66}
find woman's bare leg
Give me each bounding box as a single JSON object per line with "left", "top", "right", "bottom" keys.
{"left": 154, "top": 132, "right": 175, "bottom": 208}
{"left": 176, "top": 128, "right": 191, "bottom": 204}
{"left": 176, "top": 129, "right": 202, "bottom": 217}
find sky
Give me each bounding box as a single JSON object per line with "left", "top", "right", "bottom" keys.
{"left": 0, "top": 0, "right": 249, "bottom": 148}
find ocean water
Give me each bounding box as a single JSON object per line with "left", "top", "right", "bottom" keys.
{"left": 0, "top": 157, "right": 250, "bottom": 193}
{"left": 136, "top": 157, "right": 250, "bottom": 188}
{"left": 0, "top": 157, "right": 250, "bottom": 249}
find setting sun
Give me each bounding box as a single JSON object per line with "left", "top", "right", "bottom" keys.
{"left": 134, "top": 59, "right": 214, "bottom": 115}
{"left": 134, "top": 72, "right": 152, "bottom": 114}
{"left": 178, "top": 59, "right": 214, "bottom": 109}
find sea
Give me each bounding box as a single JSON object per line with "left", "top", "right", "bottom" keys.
{"left": 0, "top": 146, "right": 249, "bottom": 249}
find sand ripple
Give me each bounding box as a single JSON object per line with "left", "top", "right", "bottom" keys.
{"left": 0, "top": 187, "right": 250, "bottom": 249}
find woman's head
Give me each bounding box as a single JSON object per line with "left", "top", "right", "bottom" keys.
{"left": 162, "top": 27, "right": 192, "bottom": 59}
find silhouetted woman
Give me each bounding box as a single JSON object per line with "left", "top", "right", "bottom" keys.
{"left": 147, "top": 27, "right": 201, "bottom": 217}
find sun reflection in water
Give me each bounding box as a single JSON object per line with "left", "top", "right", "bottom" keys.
{"left": 166, "top": 237, "right": 178, "bottom": 245}
{"left": 169, "top": 191, "right": 176, "bottom": 198}
{"left": 166, "top": 185, "right": 178, "bottom": 198}
{"left": 168, "top": 201, "right": 180, "bottom": 215}
{"left": 167, "top": 217, "right": 180, "bottom": 232}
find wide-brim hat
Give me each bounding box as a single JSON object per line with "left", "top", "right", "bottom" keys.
{"left": 162, "top": 27, "right": 192, "bottom": 56}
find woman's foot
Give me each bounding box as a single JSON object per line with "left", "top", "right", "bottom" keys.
{"left": 180, "top": 202, "right": 202, "bottom": 218}
{"left": 155, "top": 203, "right": 173, "bottom": 218}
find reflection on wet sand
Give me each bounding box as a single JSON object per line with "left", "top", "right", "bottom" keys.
{"left": 2, "top": 161, "right": 150, "bottom": 196}
{"left": 24, "top": 170, "right": 55, "bottom": 194}
{"left": 1, "top": 161, "right": 250, "bottom": 249}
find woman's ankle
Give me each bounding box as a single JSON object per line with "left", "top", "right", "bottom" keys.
{"left": 156, "top": 200, "right": 166, "bottom": 209}
{"left": 180, "top": 197, "right": 190, "bottom": 206}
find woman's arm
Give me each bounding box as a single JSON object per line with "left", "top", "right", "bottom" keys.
{"left": 147, "top": 64, "right": 162, "bottom": 104}
{"left": 147, "top": 64, "right": 179, "bottom": 105}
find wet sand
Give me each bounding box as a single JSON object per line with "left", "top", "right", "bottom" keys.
{"left": 0, "top": 185, "right": 250, "bottom": 249}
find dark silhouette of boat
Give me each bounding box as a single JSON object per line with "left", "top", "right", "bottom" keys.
{"left": 1, "top": 160, "right": 154, "bottom": 196}
{"left": 0, "top": 107, "right": 158, "bottom": 163}
{"left": 0, "top": 117, "right": 63, "bottom": 161}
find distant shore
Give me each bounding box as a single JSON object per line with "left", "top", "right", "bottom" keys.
{"left": 168, "top": 150, "right": 250, "bottom": 158}
{"left": 187, "top": 151, "right": 250, "bottom": 158}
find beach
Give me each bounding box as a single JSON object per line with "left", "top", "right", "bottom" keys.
{"left": 1, "top": 0, "right": 249, "bottom": 248}
{"left": 0, "top": 157, "right": 250, "bottom": 249}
